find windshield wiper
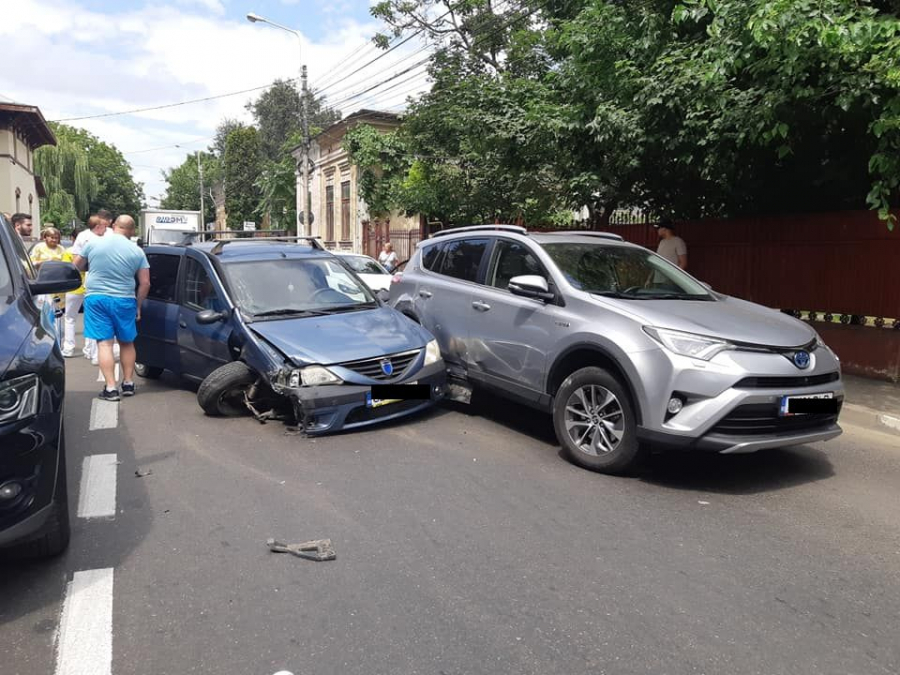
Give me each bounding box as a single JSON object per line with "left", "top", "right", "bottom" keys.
{"left": 643, "top": 293, "right": 713, "bottom": 301}
{"left": 317, "top": 302, "right": 379, "bottom": 313}
{"left": 586, "top": 290, "right": 649, "bottom": 299}
{"left": 252, "top": 308, "right": 330, "bottom": 318}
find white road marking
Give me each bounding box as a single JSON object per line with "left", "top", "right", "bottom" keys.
{"left": 55, "top": 568, "right": 114, "bottom": 675}
{"left": 77, "top": 454, "right": 118, "bottom": 519}
{"left": 89, "top": 399, "right": 119, "bottom": 430}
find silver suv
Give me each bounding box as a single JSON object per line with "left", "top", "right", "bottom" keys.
{"left": 390, "top": 225, "right": 843, "bottom": 474}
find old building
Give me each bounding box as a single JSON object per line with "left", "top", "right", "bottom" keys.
{"left": 292, "top": 109, "right": 422, "bottom": 260}
{"left": 0, "top": 101, "right": 56, "bottom": 225}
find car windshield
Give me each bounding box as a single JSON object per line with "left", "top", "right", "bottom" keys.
{"left": 223, "top": 257, "right": 377, "bottom": 316}
{"left": 541, "top": 242, "right": 711, "bottom": 298}
{"left": 342, "top": 255, "right": 388, "bottom": 275}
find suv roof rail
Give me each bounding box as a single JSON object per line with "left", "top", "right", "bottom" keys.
{"left": 540, "top": 230, "right": 624, "bottom": 241}
{"left": 208, "top": 235, "right": 325, "bottom": 255}
{"left": 431, "top": 224, "right": 527, "bottom": 238}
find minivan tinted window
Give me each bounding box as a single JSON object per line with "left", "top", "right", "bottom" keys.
{"left": 434, "top": 239, "right": 488, "bottom": 283}
{"left": 147, "top": 253, "right": 180, "bottom": 302}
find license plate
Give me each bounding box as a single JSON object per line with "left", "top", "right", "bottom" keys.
{"left": 367, "top": 381, "right": 418, "bottom": 408}
{"left": 779, "top": 392, "right": 835, "bottom": 416}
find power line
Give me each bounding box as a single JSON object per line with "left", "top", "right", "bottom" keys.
{"left": 48, "top": 82, "right": 287, "bottom": 123}
{"left": 122, "top": 136, "right": 212, "bottom": 155}
{"left": 310, "top": 39, "right": 380, "bottom": 88}
{"left": 327, "top": 57, "right": 433, "bottom": 108}
{"left": 336, "top": 69, "right": 432, "bottom": 110}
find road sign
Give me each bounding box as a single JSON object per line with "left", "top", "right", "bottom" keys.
{"left": 243, "top": 221, "right": 256, "bottom": 231}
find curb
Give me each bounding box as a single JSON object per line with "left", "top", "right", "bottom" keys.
{"left": 841, "top": 403, "right": 900, "bottom": 437}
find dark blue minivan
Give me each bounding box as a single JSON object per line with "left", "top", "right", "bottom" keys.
{"left": 0, "top": 215, "right": 81, "bottom": 558}
{"left": 134, "top": 236, "right": 446, "bottom": 434}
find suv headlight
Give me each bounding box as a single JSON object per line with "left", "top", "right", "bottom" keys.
{"left": 423, "top": 339, "right": 441, "bottom": 366}
{"left": 295, "top": 366, "right": 342, "bottom": 387}
{"left": 643, "top": 326, "right": 732, "bottom": 361}
{"left": 0, "top": 374, "right": 40, "bottom": 423}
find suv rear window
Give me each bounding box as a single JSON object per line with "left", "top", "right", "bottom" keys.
{"left": 433, "top": 239, "right": 488, "bottom": 283}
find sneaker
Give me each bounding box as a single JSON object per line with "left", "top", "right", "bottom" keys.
{"left": 121, "top": 381, "right": 135, "bottom": 397}
{"left": 61, "top": 349, "right": 76, "bottom": 358}
{"left": 98, "top": 388, "right": 120, "bottom": 402}
{"left": 91, "top": 354, "right": 99, "bottom": 366}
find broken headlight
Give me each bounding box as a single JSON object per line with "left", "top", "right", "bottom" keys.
{"left": 294, "top": 366, "right": 342, "bottom": 387}
{"left": 423, "top": 339, "right": 441, "bottom": 366}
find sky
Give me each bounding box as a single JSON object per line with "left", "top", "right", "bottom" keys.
{"left": 1, "top": 0, "right": 431, "bottom": 207}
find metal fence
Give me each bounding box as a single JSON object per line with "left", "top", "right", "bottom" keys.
{"left": 604, "top": 210, "right": 900, "bottom": 320}
{"left": 363, "top": 226, "right": 423, "bottom": 262}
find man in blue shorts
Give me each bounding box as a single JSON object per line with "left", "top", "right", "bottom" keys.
{"left": 73, "top": 214, "right": 150, "bottom": 401}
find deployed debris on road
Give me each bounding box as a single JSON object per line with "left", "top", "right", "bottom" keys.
{"left": 267, "top": 537, "right": 336, "bottom": 562}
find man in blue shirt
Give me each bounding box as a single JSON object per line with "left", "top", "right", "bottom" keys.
{"left": 73, "top": 214, "right": 151, "bottom": 401}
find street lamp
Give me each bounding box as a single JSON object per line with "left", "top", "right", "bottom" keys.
{"left": 246, "top": 11, "right": 310, "bottom": 236}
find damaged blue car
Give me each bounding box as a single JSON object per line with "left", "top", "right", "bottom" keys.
{"left": 134, "top": 236, "right": 446, "bottom": 434}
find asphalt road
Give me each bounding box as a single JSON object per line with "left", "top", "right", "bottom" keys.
{"left": 2, "top": 354, "right": 899, "bottom": 675}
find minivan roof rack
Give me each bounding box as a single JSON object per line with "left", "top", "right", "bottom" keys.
{"left": 208, "top": 235, "right": 325, "bottom": 255}
{"left": 539, "top": 230, "right": 624, "bottom": 241}
{"left": 431, "top": 224, "right": 527, "bottom": 238}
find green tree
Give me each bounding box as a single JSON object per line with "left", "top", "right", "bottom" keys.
{"left": 247, "top": 79, "right": 342, "bottom": 162}
{"left": 224, "top": 126, "right": 262, "bottom": 228}
{"left": 35, "top": 123, "right": 143, "bottom": 229}
{"left": 160, "top": 152, "right": 217, "bottom": 224}
{"left": 255, "top": 155, "right": 297, "bottom": 231}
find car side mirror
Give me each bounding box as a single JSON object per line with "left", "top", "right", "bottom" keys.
{"left": 196, "top": 308, "right": 227, "bottom": 324}
{"left": 28, "top": 261, "right": 83, "bottom": 296}
{"left": 508, "top": 275, "right": 555, "bottom": 302}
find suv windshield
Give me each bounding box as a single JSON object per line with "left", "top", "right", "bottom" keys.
{"left": 223, "top": 257, "right": 376, "bottom": 316}
{"left": 541, "top": 242, "right": 710, "bottom": 299}
{"left": 342, "top": 255, "right": 387, "bottom": 275}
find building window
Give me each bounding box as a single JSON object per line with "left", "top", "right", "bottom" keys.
{"left": 15, "top": 187, "right": 21, "bottom": 212}
{"left": 341, "top": 181, "right": 350, "bottom": 241}
{"left": 325, "top": 185, "right": 334, "bottom": 241}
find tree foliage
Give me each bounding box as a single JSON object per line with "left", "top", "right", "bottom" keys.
{"left": 224, "top": 126, "right": 263, "bottom": 228}
{"left": 358, "top": 0, "right": 900, "bottom": 228}
{"left": 34, "top": 123, "right": 142, "bottom": 229}
{"left": 160, "top": 152, "right": 217, "bottom": 224}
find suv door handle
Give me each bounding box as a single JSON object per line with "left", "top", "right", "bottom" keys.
{"left": 472, "top": 300, "right": 491, "bottom": 312}
{"left": 179, "top": 320, "right": 187, "bottom": 328}
{"left": 418, "top": 289, "right": 433, "bottom": 299}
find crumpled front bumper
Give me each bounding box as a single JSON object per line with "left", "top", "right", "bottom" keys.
{"left": 286, "top": 361, "right": 448, "bottom": 435}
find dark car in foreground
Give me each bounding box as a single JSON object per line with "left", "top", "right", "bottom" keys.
{"left": 0, "top": 215, "right": 82, "bottom": 558}
{"left": 134, "top": 236, "right": 446, "bottom": 434}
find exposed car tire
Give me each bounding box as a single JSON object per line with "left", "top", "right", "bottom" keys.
{"left": 197, "top": 361, "right": 256, "bottom": 417}
{"left": 4, "top": 432, "right": 71, "bottom": 559}
{"left": 135, "top": 363, "right": 163, "bottom": 379}
{"left": 553, "top": 366, "right": 644, "bottom": 475}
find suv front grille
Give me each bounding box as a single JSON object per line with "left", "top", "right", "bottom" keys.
{"left": 341, "top": 349, "right": 420, "bottom": 380}
{"left": 710, "top": 402, "right": 841, "bottom": 436}
{"left": 735, "top": 372, "right": 840, "bottom": 389}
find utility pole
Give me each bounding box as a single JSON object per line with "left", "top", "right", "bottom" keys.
{"left": 300, "top": 64, "right": 309, "bottom": 236}
{"left": 246, "top": 12, "right": 309, "bottom": 236}
{"left": 197, "top": 151, "right": 206, "bottom": 227}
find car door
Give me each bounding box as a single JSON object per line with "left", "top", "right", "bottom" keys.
{"left": 177, "top": 254, "right": 233, "bottom": 380}
{"left": 136, "top": 251, "right": 183, "bottom": 373}
{"left": 467, "top": 238, "right": 561, "bottom": 400}
{"left": 413, "top": 238, "right": 490, "bottom": 376}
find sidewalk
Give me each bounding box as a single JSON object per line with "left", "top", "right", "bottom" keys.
{"left": 840, "top": 374, "right": 900, "bottom": 436}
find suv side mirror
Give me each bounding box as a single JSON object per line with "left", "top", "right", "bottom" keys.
{"left": 196, "top": 308, "right": 227, "bottom": 324}
{"left": 28, "top": 261, "right": 82, "bottom": 296}
{"left": 508, "top": 275, "right": 555, "bottom": 302}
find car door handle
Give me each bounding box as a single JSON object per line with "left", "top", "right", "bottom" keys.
{"left": 179, "top": 321, "right": 187, "bottom": 328}
{"left": 472, "top": 300, "right": 491, "bottom": 312}
{"left": 418, "top": 289, "right": 433, "bottom": 299}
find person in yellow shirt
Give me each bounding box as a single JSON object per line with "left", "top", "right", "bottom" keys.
{"left": 30, "top": 227, "right": 67, "bottom": 336}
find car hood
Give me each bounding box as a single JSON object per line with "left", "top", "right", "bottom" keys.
{"left": 598, "top": 294, "right": 816, "bottom": 348}
{"left": 249, "top": 306, "right": 433, "bottom": 365}
{"left": 0, "top": 296, "right": 34, "bottom": 379}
